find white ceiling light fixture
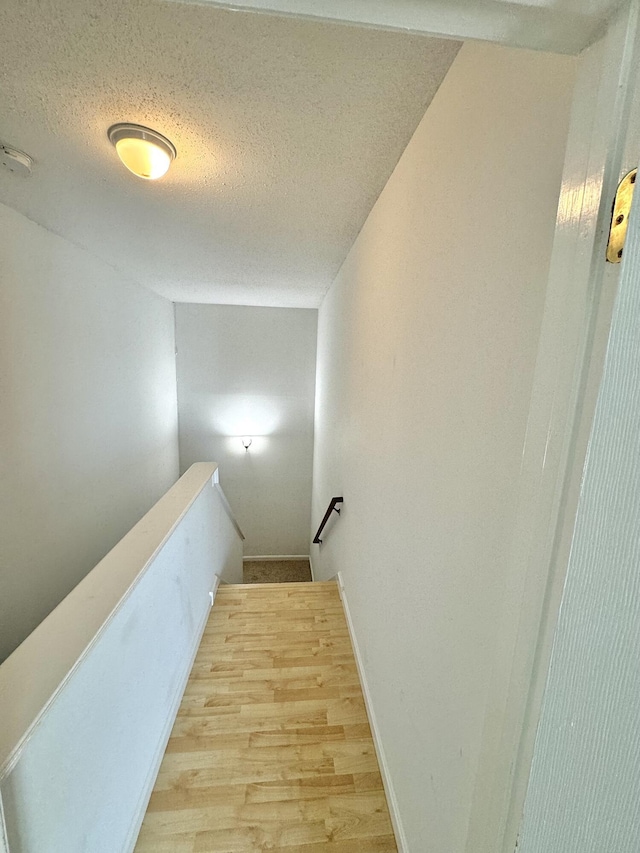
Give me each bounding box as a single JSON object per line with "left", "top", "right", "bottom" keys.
{"left": 108, "top": 123, "right": 176, "bottom": 180}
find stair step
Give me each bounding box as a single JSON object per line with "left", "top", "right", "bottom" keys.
{"left": 134, "top": 573, "right": 397, "bottom": 852}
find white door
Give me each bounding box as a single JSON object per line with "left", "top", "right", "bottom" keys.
{"left": 516, "top": 177, "right": 640, "bottom": 851}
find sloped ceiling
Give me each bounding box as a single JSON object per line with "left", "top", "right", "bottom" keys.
{"left": 187, "top": 0, "right": 624, "bottom": 54}
{"left": 0, "top": 0, "right": 460, "bottom": 307}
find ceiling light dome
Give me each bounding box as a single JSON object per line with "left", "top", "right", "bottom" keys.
{"left": 108, "top": 123, "right": 176, "bottom": 180}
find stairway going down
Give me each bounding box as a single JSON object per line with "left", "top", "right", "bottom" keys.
{"left": 134, "top": 580, "right": 398, "bottom": 852}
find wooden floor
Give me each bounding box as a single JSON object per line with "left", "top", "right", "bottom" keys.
{"left": 134, "top": 581, "right": 398, "bottom": 853}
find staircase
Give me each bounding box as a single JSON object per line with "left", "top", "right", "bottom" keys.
{"left": 134, "top": 580, "right": 397, "bottom": 852}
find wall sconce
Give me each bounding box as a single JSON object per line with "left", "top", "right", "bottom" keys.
{"left": 241, "top": 436, "right": 253, "bottom": 452}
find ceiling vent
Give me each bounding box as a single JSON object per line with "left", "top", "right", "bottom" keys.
{"left": 0, "top": 145, "right": 33, "bottom": 177}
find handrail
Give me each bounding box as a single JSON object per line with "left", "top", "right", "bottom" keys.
{"left": 313, "top": 496, "right": 343, "bottom": 544}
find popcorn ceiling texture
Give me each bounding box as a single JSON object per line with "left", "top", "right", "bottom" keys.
{"left": 0, "top": 0, "right": 459, "bottom": 307}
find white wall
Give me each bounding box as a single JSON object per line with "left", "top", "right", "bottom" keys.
{"left": 0, "top": 202, "right": 179, "bottom": 662}
{"left": 0, "top": 464, "right": 242, "bottom": 853}
{"left": 176, "top": 303, "right": 317, "bottom": 556}
{"left": 311, "top": 42, "right": 576, "bottom": 852}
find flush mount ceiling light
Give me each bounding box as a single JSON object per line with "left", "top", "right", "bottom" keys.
{"left": 108, "top": 123, "right": 176, "bottom": 180}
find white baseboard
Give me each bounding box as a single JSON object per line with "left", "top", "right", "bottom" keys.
{"left": 334, "top": 572, "right": 409, "bottom": 853}
{"left": 243, "top": 555, "right": 310, "bottom": 562}
{"left": 309, "top": 554, "right": 316, "bottom": 581}
{"left": 124, "top": 577, "right": 219, "bottom": 852}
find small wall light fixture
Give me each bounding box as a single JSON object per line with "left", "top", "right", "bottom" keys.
{"left": 241, "top": 436, "right": 253, "bottom": 451}
{"left": 108, "top": 123, "right": 176, "bottom": 180}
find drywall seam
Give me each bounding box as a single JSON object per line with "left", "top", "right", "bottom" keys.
{"left": 123, "top": 575, "right": 220, "bottom": 852}
{"left": 333, "top": 572, "right": 409, "bottom": 853}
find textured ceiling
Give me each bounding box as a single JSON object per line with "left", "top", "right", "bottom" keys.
{"left": 0, "top": 0, "right": 460, "bottom": 307}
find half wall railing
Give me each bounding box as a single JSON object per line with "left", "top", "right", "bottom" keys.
{"left": 0, "top": 462, "right": 244, "bottom": 853}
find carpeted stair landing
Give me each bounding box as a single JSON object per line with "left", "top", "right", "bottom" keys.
{"left": 243, "top": 559, "right": 312, "bottom": 584}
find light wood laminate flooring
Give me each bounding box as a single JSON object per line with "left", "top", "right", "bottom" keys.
{"left": 134, "top": 581, "right": 398, "bottom": 852}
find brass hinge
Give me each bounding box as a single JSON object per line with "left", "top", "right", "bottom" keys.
{"left": 606, "top": 168, "right": 637, "bottom": 263}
